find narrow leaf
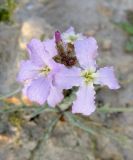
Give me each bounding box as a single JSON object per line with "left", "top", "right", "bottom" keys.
{"left": 65, "top": 112, "right": 97, "bottom": 135}
{"left": 97, "top": 105, "right": 133, "bottom": 113}
{"left": 44, "top": 115, "right": 61, "bottom": 140}
{"left": 0, "top": 86, "right": 22, "bottom": 100}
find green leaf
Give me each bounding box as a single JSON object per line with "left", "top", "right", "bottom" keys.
{"left": 125, "top": 41, "right": 133, "bottom": 52}
{"left": 0, "top": 7, "right": 10, "bottom": 22}
{"left": 101, "top": 127, "right": 133, "bottom": 149}
{"left": 97, "top": 104, "right": 133, "bottom": 113}
{"left": 117, "top": 22, "right": 133, "bottom": 35}
{"left": 65, "top": 112, "right": 97, "bottom": 135}
{"left": 0, "top": 0, "right": 16, "bottom": 22}
{"left": 58, "top": 91, "right": 76, "bottom": 111}
{"left": 6, "top": 0, "right": 16, "bottom": 11}
{"left": 30, "top": 104, "right": 58, "bottom": 119}
{"left": 0, "top": 105, "right": 35, "bottom": 114}
{"left": 0, "top": 86, "right": 22, "bottom": 100}
{"left": 44, "top": 115, "right": 61, "bottom": 140}
{"left": 30, "top": 90, "right": 76, "bottom": 118}
{"left": 126, "top": 10, "right": 133, "bottom": 25}
{"left": 29, "top": 115, "right": 61, "bottom": 160}
{"left": 125, "top": 37, "right": 133, "bottom": 53}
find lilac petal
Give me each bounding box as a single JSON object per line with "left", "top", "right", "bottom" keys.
{"left": 64, "top": 26, "right": 75, "bottom": 34}
{"left": 49, "top": 60, "right": 64, "bottom": 73}
{"left": 27, "top": 39, "right": 46, "bottom": 66}
{"left": 22, "top": 86, "right": 28, "bottom": 97}
{"left": 95, "top": 67, "right": 120, "bottom": 89}
{"left": 17, "top": 60, "right": 39, "bottom": 82}
{"left": 55, "top": 66, "right": 82, "bottom": 89}
{"left": 27, "top": 77, "right": 50, "bottom": 105}
{"left": 62, "top": 27, "right": 85, "bottom": 44}
{"left": 74, "top": 37, "right": 98, "bottom": 69}
{"left": 47, "top": 86, "right": 64, "bottom": 107}
{"left": 43, "top": 39, "right": 57, "bottom": 58}
{"left": 72, "top": 85, "right": 96, "bottom": 116}
{"left": 22, "top": 81, "right": 32, "bottom": 96}
{"left": 46, "top": 60, "right": 64, "bottom": 82}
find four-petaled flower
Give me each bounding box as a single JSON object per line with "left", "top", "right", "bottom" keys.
{"left": 55, "top": 38, "right": 120, "bottom": 115}
{"left": 17, "top": 39, "right": 64, "bottom": 107}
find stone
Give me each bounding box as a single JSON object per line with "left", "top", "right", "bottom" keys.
{"left": 19, "top": 17, "right": 54, "bottom": 50}
{"left": 101, "top": 39, "right": 112, "bottom": 51}
{"left": 0, "top": 23, "right": 20, "bottom": 94}
{"left": 96, "top": 135, "right": 124, "bottom": 160}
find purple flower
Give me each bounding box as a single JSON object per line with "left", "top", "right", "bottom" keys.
{"left": 55, "top": 38, "right": 120, "bottom": 116}
{"left": 62, "top": 27, "right": 85, "bottom": 44}
{"left": 17, "top": 27, "right": 120, "bottom": 116}
{"left": 17, "top": 39, "right": 64, "bottom": 107}
{"left": 55, "top": 31, "right": 62, "bottom": 43}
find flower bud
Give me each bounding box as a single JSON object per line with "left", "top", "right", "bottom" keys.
{"left": 55, "top": 31, "right": 62, "bottom": 43}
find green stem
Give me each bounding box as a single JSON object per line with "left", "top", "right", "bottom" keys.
{"left": 0, "top": 86, "right": 22, "bottom": 100}
{"left": 97, "top": 106, "right": 133, "bottom": 113}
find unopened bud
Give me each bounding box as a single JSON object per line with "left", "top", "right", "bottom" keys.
{"left": 55, "top": 31, "right": 61, "bottom": 43}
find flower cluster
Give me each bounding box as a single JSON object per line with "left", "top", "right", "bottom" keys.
{"left": 17, "top": 27, "right": 120, "bottom": 116}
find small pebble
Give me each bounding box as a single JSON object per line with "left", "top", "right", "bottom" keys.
{"left": 101, "top": 39, "right": 112, "bottom": 51}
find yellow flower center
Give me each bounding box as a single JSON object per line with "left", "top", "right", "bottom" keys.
{"left": 81, "top": 70, "right": 97, "bottom": 84}
{"left": 40, "top": 66, "right": 51, "bottom": 76}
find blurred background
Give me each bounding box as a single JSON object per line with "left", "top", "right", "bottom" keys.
{"left": 0, "top": 0, "right": 133, "bottom": 160}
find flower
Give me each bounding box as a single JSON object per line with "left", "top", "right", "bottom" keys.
{"left": 17, "top": 39, "right": 64, "bottom": 107}
{"left": 55, "top": 38, "right": 120, "bottom": 116}
{"left": 17, "top": 27, "right": 120, "bottom": 116}
{"left": 62, "top": 27, "right": 85, "bottom": 44}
